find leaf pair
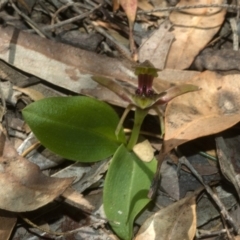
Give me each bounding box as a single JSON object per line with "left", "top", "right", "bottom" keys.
{"left": 23, "top": 96, "right": 156, "bottom": 240}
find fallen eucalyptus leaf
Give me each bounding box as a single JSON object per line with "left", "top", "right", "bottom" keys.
{"left": 166, "top": 0, "right": 226, "bottom": 69}
{"left": 0, "top": 26, "right": 136, "bottom": 109}
{"left": 0, "top": 132, "right": 73, "bottom": 212}
{"left": 136, "top": 192, "right": 198, "bottom": 240}
{"left": 138, "top": 21, "right": 174, "bottom": 69}
{"left": 0, "top": 210, "right": 16, "bottom": 240}
{"left": 13, "top": 86, "right": 44, "bottom": 101}
{"left": 164, "top": 71, "right": 240, "bottom": 153}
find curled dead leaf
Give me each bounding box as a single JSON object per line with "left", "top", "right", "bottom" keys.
{"left": 0, "top": 132, "right": 74, "bottom": 212}
{"left": 138, "top": 21, "right": 174, "bottom": 69}
{"left": 0, "top": 210, "right": 16, "bottom": 240}
{"left": 13, "top": 86, "right": 45, "bottom": 101}
{"left": 136, "top": 192, "right": 198, "bottom": 240}
{"left": 164, "top": 71, "right": 240, "bottom": 153}
{"left": 166, "top": 0, "right": 226, "bottom": 69}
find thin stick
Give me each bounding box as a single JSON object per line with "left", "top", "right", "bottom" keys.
{"left": 51, "top": 2, "right": 92, "bottom": 27}
{"left": 20, "top": 141, "right": 41, "bottom": 157}
{"left": 179, "top": 156, "right": 240, "bottom": 234}
{"left": 9, "top": 0, "right": 52, "bottom": 39}
{"left": 19, "top": 213, "right": 92, "bottom": 236}
{"left": 148, "top": 151, "right": 166, "bottom": 198}
{"left": 124, "top": 128, "right": 162, "bottom": 139}
{"left": 26, "top": 4, "right": 102, "bottom": 33}
{"left": 196, "top": 229, "right": 227, "bottom": 238}
{"left": 230, "top": 18, "right": 239, "bottom": 51}
{"left": 92, "top": 21, "right": 133, "bottom": 62}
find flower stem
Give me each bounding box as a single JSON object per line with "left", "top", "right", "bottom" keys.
{"left": 115, "top": 104, "right": 134, "bottom": 139}
{"left": 127, "top": 108, "right": 148, "bottom": 150}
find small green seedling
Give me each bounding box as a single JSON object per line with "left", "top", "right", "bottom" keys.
{"left": 93, "top": 60, "right": 199, "bottom": 150}
{"left": 23, "top": 61, "right": 198, "bottom": 240}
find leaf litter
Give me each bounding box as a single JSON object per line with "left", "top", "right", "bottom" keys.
{"left": 1, "top": 0, "right": 240, "bottom": 239}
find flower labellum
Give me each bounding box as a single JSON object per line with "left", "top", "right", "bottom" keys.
{"left": 135, "top": 60, "right": 159, "bottom": 97}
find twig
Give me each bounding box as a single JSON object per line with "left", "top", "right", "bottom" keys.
{"left": 211, "top": 186, "right": 235, "bottom": 240}
{"left": 0, "top": 81, "right": 6, "bottom": 113}
{"left": 179, "top": 156, "right": 240, "bottom": 234}
{"left": 196, "top": 229, "right": 228, "bottom": 238}
{"left": 27, "top": 4, "right": 102, "bottom": 33}
{"left": 19, "top": 213, "right": 93, "bottom": 236}
{"left": 229, "top": 18, "right": 239, "bottom": 51}
{"left": 148, "top": 151, "right": 167, "bottom": 198}
{"left": 0, "top": 81, "right": 7, "bottom": 138}
{"left": 199, "top": 151, "right": 217, "bottom": 161}
{"left": 85, "top": 0, "right": 98, "bottom": 8}
{"left": 17, "top": 132, "right": 35, "bottom": 154}
{"left": 20, "top": 141, "right": 41, "bottom": 157}
{"left": 51, "top": 2, "right": 92, "bottom": 27}
{"left": 124, "top": 128, "right": 162, "bottom": 139}
{"left": 138, "top": 4, "right": 240, "bottom": 14}
{"left": 9, "top": 0, "right": 52, "bottom": 39}
{"left": 92, "top": 21, "right": 133, "bottom": 62}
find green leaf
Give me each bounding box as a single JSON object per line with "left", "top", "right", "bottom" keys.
{"left": 104, "top": 144, "right": 157, "bottom": 240}
{"left": 23, "top": 96, "right": 126, "bottom": 162}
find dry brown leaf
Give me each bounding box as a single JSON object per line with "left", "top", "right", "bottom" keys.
{"left": 113, "top": 0, "right": 137, "bottom": 53}
{"left": 0, "top": 26, "right": 201, "bottom": 110}
{"left": 0, "top": 210, "right": 17, "bottom": 240}
{"left": 0, "top": 26, "right": 136, "bottom": 109}
{"left": 154, "top": 69, "right": 200, "bottom": 93}
{"left": 136, "top": 193, "right": 197, "bottom": 240}
{"left": 0, "top": 132, "right": 74, "bottom": 212}
{"left": 13, "top": 86, "right": 45, "bottom": 101}
{"left": 166, "top": 0, "right": 226, "bottom": 69}
{"left": 119, "top": 0, "right": 137, "bottom": 24}
{"left": 138, "top": 0, "right": 168, "bottom": 18}
{"left": 163, "top": 71, "right": 240, "bottom": 153}
{"left": 62, "top": 187, "right": 94, "bottom": 211}
{"left": 138, "top": 21, "right": 174, "bottom": 69}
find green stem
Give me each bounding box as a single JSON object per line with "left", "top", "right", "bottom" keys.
{"left": 115, "top": 104, "right": 134, "bottom": 139}
{"left": 127, "top": 108, "right": 148, "bottom": 150}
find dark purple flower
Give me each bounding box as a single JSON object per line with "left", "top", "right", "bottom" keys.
{"left": 136, "top": 74, "right": 154, "bottom": 96}
{"left": 92, "top": 60, "right": 199, "bottom": 109}
{"left": 135, "top": 60, "right": 159, "bottom": 97}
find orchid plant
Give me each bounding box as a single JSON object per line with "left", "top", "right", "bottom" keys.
{"left": 23, "top": 60, "right": 199, "bottom": 240}
{"left": 92, "top": 60, "right": 199, "bottom": 150}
